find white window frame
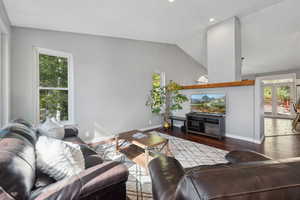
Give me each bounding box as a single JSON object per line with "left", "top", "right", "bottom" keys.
{"left": 34, "top": 47, "right": 75, "bottom": 124}
{"left": 261, "top": 73, "right": 296, "bottom": 119}
{"left": 153, "top": 71, "right": 166, "bottom": 87}
{"left": 0, "top": 18, "right": 10, "bottom": 127}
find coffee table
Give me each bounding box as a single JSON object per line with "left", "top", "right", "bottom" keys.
{"left": 115, "top": 130, "right": 172, "bottom": 172}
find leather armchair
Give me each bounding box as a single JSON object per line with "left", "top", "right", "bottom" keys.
{"left": 149, "top": 151, "right": 300, "bottom": 200}
{"left": 0, "top": 120, "right": 129, "bottom": 200}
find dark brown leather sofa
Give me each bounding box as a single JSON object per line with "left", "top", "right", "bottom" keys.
{"left": 0, "top": 120, "right": 129, "bottom": 200}
{"left": 149, "top": 150, "right": 300, "bottom": 200}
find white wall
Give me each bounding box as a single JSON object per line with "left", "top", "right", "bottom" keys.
{"left": 207, "top": 17, "right": 242, "bottom": 83}
{"left": 173, "top": 85, "right": 258, "bottom": 143}
{"left": 11, "top": 27, "right": 205, "bottom": 143}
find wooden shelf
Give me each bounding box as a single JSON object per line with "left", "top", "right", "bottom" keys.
{"left": 181, "top": 80, "right": 255, "bottom": 90}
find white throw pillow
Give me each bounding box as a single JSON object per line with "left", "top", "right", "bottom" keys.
{"left": 36, "top": 136, "right": 85, "bottom": 181}
{"left": 38, "top": 118, "right": 65, "bottom": 139}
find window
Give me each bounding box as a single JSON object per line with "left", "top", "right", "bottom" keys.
{"left": 152, "top": 73, "right": 161, "bottom": 88}
{"left": 262, "top": 78, "right": 293, "bottom": 85}
{"left": 36, "top": 48, "right": 74, "bottom": 123}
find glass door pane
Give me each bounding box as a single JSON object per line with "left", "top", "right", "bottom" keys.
{"left": 264, "top": 87, "right": 273, "bottom": 115}
{"left": 276, "top": 86, "right": 291, "bottom": 116}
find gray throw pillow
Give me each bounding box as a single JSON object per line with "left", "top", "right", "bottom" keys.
{"left": 38, "top": 118, "right": 65, "bottom": 139}
{"left": 36, "top": 136, "right": 85, "bottom": 181}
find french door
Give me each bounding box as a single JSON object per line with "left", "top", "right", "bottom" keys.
{"left": 264, "top": 84, "right": 294, "bottom": 118}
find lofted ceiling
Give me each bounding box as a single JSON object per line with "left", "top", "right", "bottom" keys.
{"left": 4, "top": 0, "right": 282, "bottom": 44}
{"left": 241, "top": 0, "right": 300, "bottom": 75}
{"left": 4, "top": 0, "right": 299, "bottom": 75}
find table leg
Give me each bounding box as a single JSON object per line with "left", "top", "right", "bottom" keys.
{"left": 145, "top": 148, "right": 150, "bottom": 175}
{"left": 115, "top": 136, "right": 119, "bottom": 152}
{"left": 165, "top": 140, "right": 173, "bottom": 157}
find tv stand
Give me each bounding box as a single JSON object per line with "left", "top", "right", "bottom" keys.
{"left": 186, "top": 112, "right": 225, "bottom": 140}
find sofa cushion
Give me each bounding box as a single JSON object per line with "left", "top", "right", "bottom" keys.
{"left": 35, "top": 171, "right": 56, "bottom": 189}
{"left": 85, "top": 155, "right": 104, "bottom": 169}
{"left": 225, "top": 150, "right": 272, "bottom": 164}
{"left": 36, "top": 136, "right": 85, "bottom": 181}
{"left": 64, "top": 125, "right": 79, "bottom": 138}
{"left": 11, "top": 119, "right": 33, "bottom": 129}
{"left": 0, "top": 125, "right": 36, "bottom": 200}
{"left": 2, "top": 123, "right": 37, "bottom": 145}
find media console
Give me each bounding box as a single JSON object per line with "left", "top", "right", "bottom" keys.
{"left": 186, "top": 112, "right": 225, "bottom": 140}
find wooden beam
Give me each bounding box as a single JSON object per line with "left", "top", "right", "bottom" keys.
{"left": 181, "top": 80, "right": 255, "bottom": 90}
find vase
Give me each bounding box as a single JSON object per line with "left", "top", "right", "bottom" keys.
{"left": 163, "top": 121, "right": 170, "bottom": 129}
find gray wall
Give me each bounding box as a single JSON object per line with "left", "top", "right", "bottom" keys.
{"left": 0, "top": 0, "right": 11, "bottom": 127}
{"left": 207, "top": 17, "right": 242, "bottom": 83}
{"left": 11, "top": 27, "right": 205, "bottom": 143}
{"left": 0, "top": 0, "right": 11, "bottom": 30}
{"left": 243, "top": 69, "right": 300, "bottom": 80}
{"left": 173, "top": 86, "right": 257, "bottom": 143}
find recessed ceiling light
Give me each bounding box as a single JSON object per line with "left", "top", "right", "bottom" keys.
{"left": 209, "top": 18, "right": 216, "bottom": 22}
{"left": 168, "top": 0, "right": 175, "bottom": 2}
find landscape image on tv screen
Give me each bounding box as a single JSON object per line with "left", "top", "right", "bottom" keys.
{"left": 191, "top": 94, "right": 226, "bottom": 114}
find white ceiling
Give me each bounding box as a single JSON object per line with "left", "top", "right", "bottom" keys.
{"left": 4, "top": 0, "right": 299, "bottom": 75}
{"left": 4, "top": 0, "right": 282, "bottom": 44}
{"left": 241, "top": 0, "right": 300, "bottom": 75}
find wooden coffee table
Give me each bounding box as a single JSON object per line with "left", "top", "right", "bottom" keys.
{"left": 115, "top": 130, "right": 172, "bottom": 172}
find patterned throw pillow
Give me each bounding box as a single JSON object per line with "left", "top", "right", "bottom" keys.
{"left": 36, "top": 136, "right": 85, "bottom": 181}
{"left": 38, "top": 118, "right": 65, "bottom": 139}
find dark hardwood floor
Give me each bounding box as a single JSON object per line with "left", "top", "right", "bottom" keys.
{"left": 153, "top": 127, "right": 300, "bottom": 160}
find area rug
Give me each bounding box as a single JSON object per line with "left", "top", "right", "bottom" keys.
{"left": 93, "top": 131, "right": 228, "bottom": 200}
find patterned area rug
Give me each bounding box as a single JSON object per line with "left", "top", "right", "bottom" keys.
{"left": 94, "top": 131, "right": 228, "bottom": 200}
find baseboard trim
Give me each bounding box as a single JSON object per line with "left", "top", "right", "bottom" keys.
{"left": 138, "top": 125, "right": 162, "bottom": 131}
{"left": 226, "top": 134, "right": 263, "bottom": 144}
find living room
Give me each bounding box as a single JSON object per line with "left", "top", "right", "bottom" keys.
{"left": 1, "top": 0, "right": 300, "bottom": 199}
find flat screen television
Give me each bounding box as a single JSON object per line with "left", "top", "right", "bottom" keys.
{"left": 191, "top": 94, "right": 226, "bottom": 114}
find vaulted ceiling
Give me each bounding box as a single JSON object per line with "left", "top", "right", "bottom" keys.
{"left": 4, "top": 0, "right": 300, "bottom": 75}
{"left": 241, "top": 0, "right": 300, "bottom": 75}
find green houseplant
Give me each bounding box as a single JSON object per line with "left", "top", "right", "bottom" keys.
{"left": 146, "top": 79, "right": 188, "bottom": 128}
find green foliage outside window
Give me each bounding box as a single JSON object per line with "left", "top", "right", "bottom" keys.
{"left": 39, "top": 90, "right": 68, "bottom": 121}
{"left": 39, "top": 54, "right": 69, "bottom": 121}
{"left": 39, "top": 54, "right": 68, "bottom": 88}
{"left": 277, "top": 86, "right": 290, "bottom": 102}
{"left": 264, "top": 86, "right": 290, "bottom": 102}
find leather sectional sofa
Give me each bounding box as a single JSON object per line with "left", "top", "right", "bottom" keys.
{"left": 149, "top": 150, "right": 300, "bottom": 200}
{"left": 0, "top": 120, "right": 129, "bottom": 200}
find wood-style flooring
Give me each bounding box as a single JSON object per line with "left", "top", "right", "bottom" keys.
{"left": 265, "top": 118, "right": 300, "bottom": 137}
{"left": 154, "top": 127, "right": 300, "bottom": 160}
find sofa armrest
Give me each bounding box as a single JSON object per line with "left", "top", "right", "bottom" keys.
{"left": 176, "top": 160, "right": 300, "bottom": 200}
{"left": 225, "top": 150, "right": 272, "bottom": 164}
{"left": 148, "top": 156, "right": 185, "bottom": 200}
{"left": 79, "top": 161, "right": 128, "bottom": 198}
{"left": 64, "top": 125, "right": 79, "bottom": 138}
{"left": 30, "top": 161, "right": 128, "bottom": 200}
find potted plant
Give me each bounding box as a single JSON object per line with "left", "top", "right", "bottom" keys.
{"left": 146, "top": 80, "right": 188, "bottom": 129}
